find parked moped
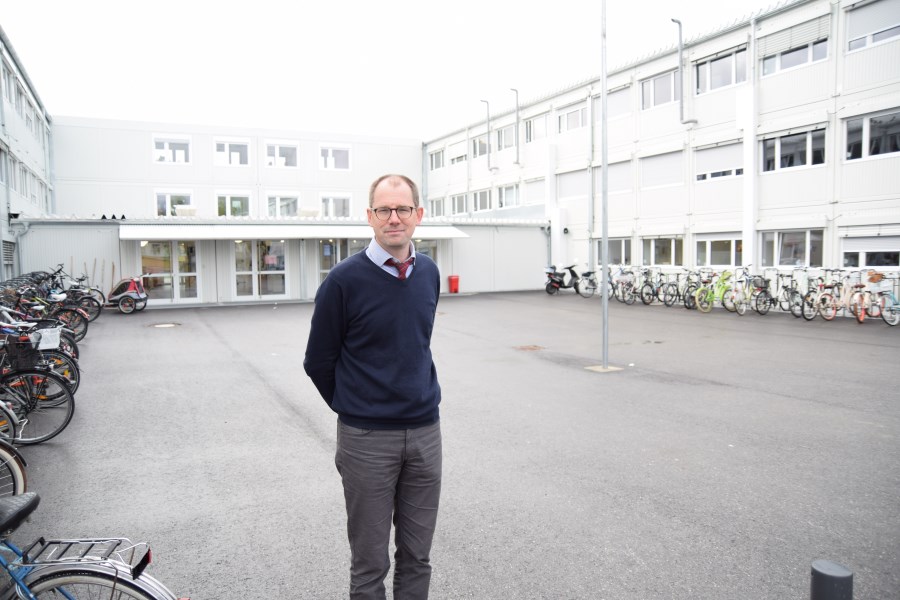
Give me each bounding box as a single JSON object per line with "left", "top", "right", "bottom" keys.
{"left": 544, "top": 264, "right": 584, "bottom": 295}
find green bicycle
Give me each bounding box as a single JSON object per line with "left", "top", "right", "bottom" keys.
{"left": 693, "top": 270, "right": 734, "bottom": 314}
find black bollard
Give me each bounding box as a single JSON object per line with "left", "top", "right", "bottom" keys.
{"left": 810, "top": 560, "right": 853, "bottom": 600}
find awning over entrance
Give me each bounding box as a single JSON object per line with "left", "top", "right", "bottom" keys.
{"left": 118, "top": 223, "right": 469, "bottom": 241}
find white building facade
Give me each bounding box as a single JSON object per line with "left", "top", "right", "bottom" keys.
{"left": 424, "top": 0, "right": 900, "bottom": 277}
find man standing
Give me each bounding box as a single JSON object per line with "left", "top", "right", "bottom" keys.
{"left": 304, "top": 174, "right": 442, "bottom": 600}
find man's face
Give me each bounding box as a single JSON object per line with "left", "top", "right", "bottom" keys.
{"left": 367, "top": 179, "right": 423, "bottom": 258}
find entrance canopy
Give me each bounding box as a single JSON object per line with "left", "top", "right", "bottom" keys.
{"left": 118, "top": 222, "right": 468, "bottom": 241}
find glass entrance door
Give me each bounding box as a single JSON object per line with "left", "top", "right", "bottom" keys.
{"left": 234, "top": 239, "right": 287, "bottom": 298}
{"left": 141, "top": 241, "right": 199, "bottom": 302}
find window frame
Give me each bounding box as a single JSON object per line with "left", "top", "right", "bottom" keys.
{"left": 760, "top": 229, "right": 824, "bottom": 268}
{"left": 265, "top": 142, "right": 298, "bottom": 168}
{"left": 761, "top": 128, "right": 827, "bottom": 172}
{"left": 429, "top": 197, "right": 445, "bottom": 217}
{"left": 155, "top": 191, "right": 193, "bottom": 217}
{"left": 598, "top": 238, "right": 632, "bottom": 266}
{"left": 497, "top": 125, "right": 516, "bottom": 150}
{"left": 557, "top": 105, "right": 588, "bottom": 133}
{"left": 497, "top": 184, "right": 519, "bottom": 209}
{"left": 217, "top": 192, "right": 251, "bottom": 217}
{"left": 472, "top": 135, "right": 489, "bottom": 158}
{"left": 641, "top": 70, "right": 680, "bottom": 110}
{"left": 641, "top": 237, "right": 684, "bottom": 267}
{"left": 845, "top": 108, "right": 900, "bottom": 161}
{"left": 429, "top": 149, "right": 445, "bottom": 171}
{"left": 266, "top": 193, "right": 299, "bottom": 218}
{"left": 319, "top": 145, "right": 351, "bottom": 170}
{"left": 153, "top": 136, "right": 192, "bottom": 164}
{"left": 695, "top": 47, "right": 747, "bottom": 94}
{"left": 761, "top": 39, "right": 828, "bottom": 77}
{"left": 214, "top": 140, "right": 251, "bottom": 167}
{"left": 472, "top": 189, "right": 491, "bottom": 212}
{"left": 451, "top": 193, "right": 467, "bottom": 215}
{"left": 525, "top": 114, "right": 548, "bottom": 143}
{"left": 320, "top": 194, "right": 352, "bottom": 219}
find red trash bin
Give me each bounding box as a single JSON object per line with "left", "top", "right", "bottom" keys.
{"left": 448, "top": 275, "right": 460, "bottom": 293}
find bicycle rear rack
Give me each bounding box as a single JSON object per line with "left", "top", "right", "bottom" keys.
{"left": 21, "top": 537, "right": 151, "bottom": 579}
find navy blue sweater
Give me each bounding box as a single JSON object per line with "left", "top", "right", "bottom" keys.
{"left": 303, "top": 250, "right": 441, "bottom": 429}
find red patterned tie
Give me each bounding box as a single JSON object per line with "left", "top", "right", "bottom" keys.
{"left": 386, "top": 257, "right": 414, "bottom": 280}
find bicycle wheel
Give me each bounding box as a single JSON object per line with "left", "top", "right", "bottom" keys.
{"left": 89, "top": 287, "right": 106, "bottom": 305}
{"left": 26, "top": 570, "right": 178, "bottom": 600}
{"left": 722, "top": 287, "right": 736, "bottom": 312}
{"left": 755, "top": 290, "right": 771, "bottom": 315}
{"left": 640, "top": 283, "right": 655, "bottom": 305}
{"left": 0, "top": 371, "right": 74, "bottom": 445}
{"left": 683, "top": 284, "right": 697, "bottom": 310}
{"left": 735, "top": 295, "right": 748, "bottom": 316}
{"left": 77, "top": 296, "right": 102, "bottom": 322}
{"left": 39, "top": 350, "right": 80, "bottom": 395}
{"left": 0, "top": 439, "right": 26, "bottom": 497}
{"left": 788, "top": 291, "right": 803, "bottom": 318}
{"left": 623, "top": 284, "right": 636, "bottom": 305}
{"left": 576, "top": 279, "right": 595, "bottom": 299}
{"left": 55, "top": 310, "right": 88, "bottom": 342}
{"left": 881, "top": 295, "right": 900, "bottom": 326}
{"left": 58, "top": 333, "right": 79, "bottom": 361}
{"left": 865, "top": 292, "right": 880, "bottom": 318}
{"left": 818, "top": 293, "right": 837, "bottom": 321}
{"left": 662, "top": 283, "right": 678, "bottom": 307}
{"left": 801, "top": 292, "right": 818, "bottom": 321}
{"left": 695, "top": 288, "right": 713, "bottom": 313}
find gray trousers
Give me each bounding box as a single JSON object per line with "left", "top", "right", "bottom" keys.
{"left": 335, "top": 420, "right": 442, "bottom": 600}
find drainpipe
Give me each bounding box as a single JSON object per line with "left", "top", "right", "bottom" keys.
{"left": 11, "top": 221, "right": 31, "bottom": 277}
{"left": 672, "top": 19, "right": 698, "bottom": 125}
{"left": 480, "top": 99, "right": 492, "bottom": 171}
{"left": 510, "top": 88, "right": 520, "bottom": 165}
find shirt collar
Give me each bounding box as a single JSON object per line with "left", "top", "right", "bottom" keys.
{"left": 366, "top": 238, "right": 416, "bottom": 266}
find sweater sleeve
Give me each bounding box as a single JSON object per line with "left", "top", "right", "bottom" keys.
{"left": 303, "top": 275, "right": 345, "bottom": 406}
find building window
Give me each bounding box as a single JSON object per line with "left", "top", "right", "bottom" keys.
{"left": 695, "top": 48, "right": 747, "bottom": 93}
{"left": 641, "top": 71, "right": 680, "bottom": 109}
{"left": 695, "top": 144, "right": 744, "bottom": 181}
{"left": 762, "top": 40, "right": 828, "bottom": 76}
{"left": 696, "top": 238, "right": 742, "bottom": 267}
{"left": 762, "top": 129, "right": 826, "bottom": 171}
{"left": 266, "top": 144, "right": 298, "bottom": 167}
{"left": 472, "top": 135, "right": 489, "bottom": 158}
{"left": 497, "top": 184, "right": 519, "bottom": 208}
{"left": 451, "top": 194, "right": 467, "bottom": 215}
{"left": 215, "top": 141, "right": 249, "bottom": 166}
{"left": 141, "top": 241, "right": 198, "bottom": 301}
{"left": 449, "top": 141, "right": 467, "bottom": 164}
{"left": 0, "top": 62, "right": 12, "bottom": 102}
{"left": 235, "top": 240, "right": 286, "bottom": 297}
{"left": 846, "top": 109, "right": 900, "bottom": 160}
{"left": 156, "top": 192, "right": 192, "bottom": 217}
{"left": 153, "top": 137, "right": 191, "bottom": 164}
{"left": 473, "top": 190, "right": 491, "bottom": 212}
{"left": 525, "top": 114, "right": 547, "bottom": 143}
{"left": 558, "top": 105, "right": 587, "bottom": 133}
{"left": 843, "top": 250, "right": 900, "bottom": 268}
{"left": 320, "top": 146, "right": 350, "bottom": 170}
{"left": 599, "top": 238, "right": 632, "bottom": 265}
{"left": 847, "top": 0, "right": 900, "bottom": 50}
{"left": 429, "top": 198, "right": 445, "bottom": 217}
{"left": 642, "top": 237, "right": 683, "bottom": 266}
{"left": 761, "top": 230, "right": 823, "bottom": 267}
{"left": 218, "top": 194, "right": 250, "bottom": 217}
{"left": 429, "top": 149, "right": 445, "bottom": 170}
{"left": 497, "top": 125, "right": 516, "bottom": 150}
{"left": 322, "top": 195, "right": 350, "bottom": 218}
{"left": 267, "top": 195, "right": 298, "bottom": 217}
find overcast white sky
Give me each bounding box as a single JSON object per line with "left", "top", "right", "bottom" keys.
{"left": 1, "top": 0, "right": 781, "bottom": 141}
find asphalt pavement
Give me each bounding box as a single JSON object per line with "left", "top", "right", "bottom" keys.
{"left": 12, "top": 292, "right": 900, "bottom": 599}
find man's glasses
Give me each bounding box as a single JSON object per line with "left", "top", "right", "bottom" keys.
{"left": 371, "top": 206, "right": 417, "bottom": 221}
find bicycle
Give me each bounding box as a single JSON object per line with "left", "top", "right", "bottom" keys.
{"left": 875, "top": 273, "right": 900, "bottom": 326}
{"left": 849, "top": 270, "right": 884, "bottom": 324}
{"left": 661, "top": 268, "right": 699, "bottom": 309}
{"left": 693, "top": 270, "right": 733, "bottom": 313}
{"left": 0, "top": 493, "right": 185, "bottom": 599}
{"left": 801, "top": 273, "right": 837, "bottom": 321}
{"left": 610, "top": 267, "right": 637, "bottom": 305}
{"left": 754, "top": 269, "right": 802, "bottom": 317}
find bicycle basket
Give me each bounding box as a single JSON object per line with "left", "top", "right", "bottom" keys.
{"left": 3, "top": 333, "right": 42, "bottom": 370}
{"left": 36, "top": 326, "right": 60, "bottom": 350}
{"left": 751, "top": 277, "right": 769, "bottom": 290}
{"left": 867, "top": 270, "right": 884, "bottom": 283}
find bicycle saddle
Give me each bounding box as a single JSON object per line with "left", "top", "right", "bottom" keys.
{"left": 0, "top": 492, "right": 39, "bottom": 535}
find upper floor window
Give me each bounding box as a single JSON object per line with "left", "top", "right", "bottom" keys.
{"left": 497, "top": 125, "right": 516, "bottom": 150}
{"left": 429, "top": 197, "right": 445, "bottom": 217}
{"left": 695, "top": 144, "right": 744, "bottom": 181}
{"left": 322, "top": 195, "right": 350, "bottom": 218}
{"left": 846, "top": 109, "right": 900, "bottom": 160}
{"left": 762, "top": 129, "right": 825, "bottom": 171}
{"left": 448, "top": 141, "right": 467, "bottom": 164}
{"left": 695, "top": 48, "right": 746, "bottom": 93}
{"left": 451, "top": 193, "right": 467, "bottom": 215}
{"left": 320, "top": 146, "right": 350, "bottom": 170}
{"left": 558, "top": 106, "right": 587, "bottom": 133}
{"left": 497, "top": 184, "right": 519, "bottom": 208}
{"left": 154, "top": 137, "right": 191, "bottom": 164}
{"left": 429, "top": 149, "right": 444, "bottom": 170}
{"left": 216, "top": 141, "right": 249, "bottom": 166}
{"left": 218, "top": 194, "right": 250, "bottom": 217}
{"left": 266, "top": 143, "right": 298, "bottom": 167}
{"left": 267, "top": 194, "right": 298, "bottom": 217}
{"left": 0, "top": 62, "right": 12, "bottom": 102}
{"left": 473, "top": 189, "right": 491, "bottom": 212}
{"left": 762, "top": 40, "right": 827, "bottom": 76}
{"left": 525, "top": 114, "right": 547, "bottom": 143}
{"left": 847, "top": 0, "right": 900, "bottom": 50}
{"left": 14, "top": 85, "right": 24, "bottom": 116}
{"left": 594, "top": 87, "right": 631, "bottom": 120}
{"left": 156, "top": 192, "right": 192, "bottom": 217}
{"left": 472, "top": 135, "right": 489, "bottom": 158}
{"left": 641, "top": 71, "right": 679, "bottom": 109}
